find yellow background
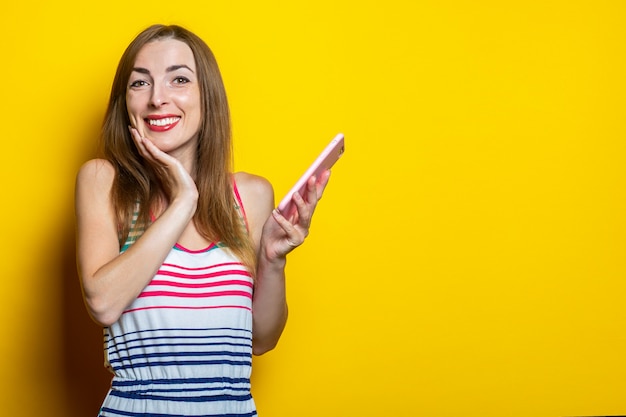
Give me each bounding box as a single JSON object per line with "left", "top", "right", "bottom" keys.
{"left": 2, "top": 1, "right": 625, "bottom": 416}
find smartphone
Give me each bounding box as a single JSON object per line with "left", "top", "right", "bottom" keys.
{"left": 277, "top": 133, "right": 345, "bottom": 218}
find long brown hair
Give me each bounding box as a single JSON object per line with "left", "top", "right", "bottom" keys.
{"left": 100, "top": 24, "right": 255, "bottom": 272}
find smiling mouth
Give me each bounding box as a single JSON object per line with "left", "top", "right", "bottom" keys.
{"left": 144, "top": 116, "right": 181, "bottom": 132}
{"left": 146, "top": 117, "right": 181, "bottom": 127}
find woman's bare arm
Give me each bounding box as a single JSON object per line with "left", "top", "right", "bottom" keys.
{"left": 76, "top": 132, "right": 199, "bottom": 326}
{"left": 235, "top": 171, "right": 330, "bottom": 355}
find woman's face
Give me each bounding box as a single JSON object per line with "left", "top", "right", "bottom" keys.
{"left": 126, "top": 38, "right": 202, "bottom": 158}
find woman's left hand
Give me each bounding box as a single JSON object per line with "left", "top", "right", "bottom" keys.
{"left": 260, "top": 170, "right": 331, "bottom": 261}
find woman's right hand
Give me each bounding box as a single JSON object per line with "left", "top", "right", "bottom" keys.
{"left": 129, "top": 126, "right": 199, "bottom": 210}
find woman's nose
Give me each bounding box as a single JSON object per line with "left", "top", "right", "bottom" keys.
{"left": 149, "top": 84, "right": 169, "bottom": 107}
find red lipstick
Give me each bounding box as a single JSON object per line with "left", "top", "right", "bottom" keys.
{"left": 144, "top": 115, "right": 181, "bottom": 132}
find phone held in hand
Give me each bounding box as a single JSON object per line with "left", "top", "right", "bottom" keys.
{"left": 277, "top": 133, "right": 345, "bottom": 218}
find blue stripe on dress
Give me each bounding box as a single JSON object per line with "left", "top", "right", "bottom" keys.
{"left": 100, "top": 407, "right": 257, "bottom": 417}
{"left": 112, "top": 377, "right": 250, "bottom": 387}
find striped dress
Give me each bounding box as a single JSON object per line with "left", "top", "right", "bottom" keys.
{"left": 98, "top": 188, "right": 257, "bottom": 417}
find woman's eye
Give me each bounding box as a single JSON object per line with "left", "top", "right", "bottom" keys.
{"left": 129, "top": 80, "right": 148, "bottom": 88}
{"left": 173, "top": 76, "right": 190, "bottom": 84}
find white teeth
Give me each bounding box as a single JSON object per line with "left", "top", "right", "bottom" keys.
{"left": 148, "top": 117, "right": 180, "bottom": 126}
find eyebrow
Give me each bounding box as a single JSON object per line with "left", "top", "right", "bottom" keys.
{"left": 131, "top": 64, "right": 195, "bottom": 74}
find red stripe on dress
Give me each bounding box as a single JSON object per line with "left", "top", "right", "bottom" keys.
{"left": 161, "top": 262, "right": 245, "bottom": 271}
{"left": 148, "top": 279, "right": 253, "bottom": 289}
{"left": 157, "top": 269, "right": 252, "bottom": 280}
{"left": 138, "top": 290, "right": 252, "bottom": 299}
{"left": 124, "top": 304, "right": 252, "bottom": 314}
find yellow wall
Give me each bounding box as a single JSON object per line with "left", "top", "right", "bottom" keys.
{"left": 2, "top": 1, "right": 625, "bottom": 416}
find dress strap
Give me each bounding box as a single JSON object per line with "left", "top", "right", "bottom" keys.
{"left": 120, "top": 202, "right": 145, "bottom": 252}
{"left": 233, "top": 179, "right": 250, "bottom": 234}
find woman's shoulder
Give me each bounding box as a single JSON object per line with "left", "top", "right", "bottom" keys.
{"left": 233, "top": 172, "right": 274, "bottom": 234}
{"left": 78, "top": 158, "right": 114, "bottom": 176}
{"left": 76, "top": 158, "right": 116, "bottom": 195}
{"left": 233, "top": 171, "right": 274, "bottom": 200}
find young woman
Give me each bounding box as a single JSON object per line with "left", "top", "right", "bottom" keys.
{"left": 75, "top": 24, "right": 330, "bottom": 416}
